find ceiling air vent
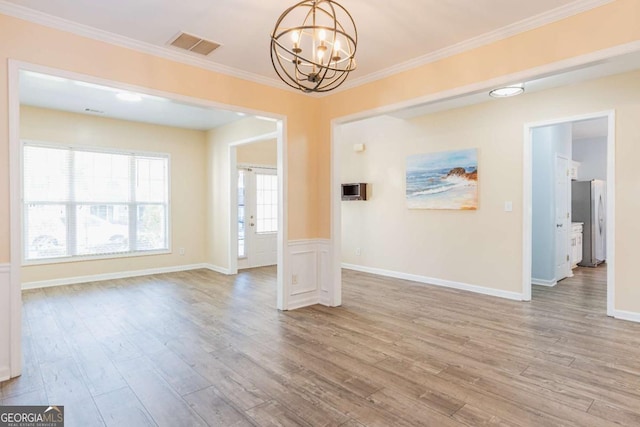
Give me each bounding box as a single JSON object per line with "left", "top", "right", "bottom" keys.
{"left": 168, "top": 32, "right": 221, "bottom": 56}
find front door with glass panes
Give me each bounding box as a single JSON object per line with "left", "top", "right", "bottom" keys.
{"left": 237, "top": 167, "right": 278, "bottom": 269}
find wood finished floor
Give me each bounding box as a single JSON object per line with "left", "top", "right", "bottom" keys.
{"left": 2, "top": 264, "right": 640, "bottom": 426}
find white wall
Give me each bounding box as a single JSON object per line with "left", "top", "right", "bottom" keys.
{"left": 339, "top": 112, "right": 523, "bottom": 297}
{"left": 573, "top": 137, "right": 607, "bottom": 181}
{"left": 339, "top": 69, "right": 640, "bottom": 307}
{"left": 237, "top": 139, "right": 277, "bottom": 167}
{"left": 531, "top": 124, "right": 572, "bottom": 284}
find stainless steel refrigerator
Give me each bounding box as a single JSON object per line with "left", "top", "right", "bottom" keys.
{"left": 571, "top": 180, "right": 606, "bottom": 267}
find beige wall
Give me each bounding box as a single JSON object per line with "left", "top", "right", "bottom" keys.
{"left": 237, "top": 139, "right": 277, "bottom": 167}
{"left": 0, "top": 12, "right": 319, "bottom": 268}
{"left": 320, "top": 0, "right": 640, "bottom": 238}
{"left": 19, "top": 106, "right": 208, "bottom": 282}
{"left": 206, "top": 118, "right": 278, "bottom": 269}
{"left": 340, "top": 69, "right": 640, "bottom": 311}
{"left": 1, "top": 1, "right": 640, "bottom": 311}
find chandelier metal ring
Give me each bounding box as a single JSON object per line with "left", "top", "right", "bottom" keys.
{"left": 270, "top": 0, "right": 358, "bottom": 93}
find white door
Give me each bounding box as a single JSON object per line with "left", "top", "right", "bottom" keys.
{"left": 237, "top": 167, "right": 278, "bottom": 269}
{"left": 555, "top": 155, "right": 570, "bottom": 281}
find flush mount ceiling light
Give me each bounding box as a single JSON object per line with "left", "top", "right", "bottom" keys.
{"left": 270, "top": 0, "right": 358, "bottom": 93}
{"left": 489, "top": 84, "right": 525, "bottom": 98}
{"left": 116, "top": 92, "right": 143, "bottom": 102}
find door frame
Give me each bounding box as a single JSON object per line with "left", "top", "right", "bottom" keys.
{"left": 554, "top": 153, "right": 572, "bottom": 281}
{"left": 522, "top": 110, "right": 615, "bottom": 316}
{"left": 237, "top": 166, "right": 278, "bottom": 270}
{"left": 8, "top": 60, "right": 288, "bottom": 378}
{"left": 227, "top": 131, "right": 285, "bottom": 309}
{"left": 230, "top": 155, "right": 279, "bottom": 273}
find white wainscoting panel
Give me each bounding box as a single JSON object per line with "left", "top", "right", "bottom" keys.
{"left": 317, "top": 239, "right": 333, "bottom": 306}
{"left": 0, "top": 263, "right": 11, "bottom": 381}
{"left": 286, "top": 239, "right": 333, "bottom": 310}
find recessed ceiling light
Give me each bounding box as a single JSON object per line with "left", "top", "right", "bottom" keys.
{"left": 489, "top": 84, "right": 525, "bottom": 98}
{"left": 116, "top": 92, "right": 143, "bottom": 102}
{"left": 75, "top": 81, "right": 121, "bottom": 93}
{"left": 236, "top": 112, "right": 247, "bottom": 117}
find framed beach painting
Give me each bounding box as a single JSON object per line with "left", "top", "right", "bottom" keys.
{"left": 406, "top": 148, "right": 478, "bottom": 210}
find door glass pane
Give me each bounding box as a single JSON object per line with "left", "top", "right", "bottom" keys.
{"left": 256, "top": 173, "right": 278, "bottom": 233}
{"left": 238, "top": 170, "right": 246, "bottom": 257}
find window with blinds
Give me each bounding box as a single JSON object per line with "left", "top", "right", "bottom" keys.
{"left": 23, "top": 142, "right": 170, "bottom": 262}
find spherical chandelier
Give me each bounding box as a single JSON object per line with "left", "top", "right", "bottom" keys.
{"left": 270, "top": 0, "right": 358, "bottom": 93}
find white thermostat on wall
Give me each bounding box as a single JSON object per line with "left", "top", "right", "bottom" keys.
{"left": 353, "top": 143, "right": 365, "bottom": 152}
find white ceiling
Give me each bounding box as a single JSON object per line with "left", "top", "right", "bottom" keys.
{"left": 19, "top": 70, "right": 245, "bottom": 130}
{"left": 12, "top": 0, "right": 636, "bottom": 132}
{"left": 3, "top": 0, "right": 599, "bottom": 88}
{"left": 573, "top": 117, "right": 608, "bottom": 140}
{"left": 20, "top": 48, "right": 640, "bottom": 132}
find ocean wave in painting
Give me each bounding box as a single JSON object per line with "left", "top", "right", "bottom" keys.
{"left": 406, "top": 149, "right": 478, "bottom": 210}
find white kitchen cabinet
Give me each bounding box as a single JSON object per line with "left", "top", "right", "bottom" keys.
{"left": 571, "top": 222, "right": 583, "bottom": 269}
{"left": 570, "top": 161, "right": 580, "bottom": 180}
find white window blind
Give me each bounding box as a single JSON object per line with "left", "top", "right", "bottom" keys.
{"left": 23, "top": 142, "right": 169, "bottom": 262}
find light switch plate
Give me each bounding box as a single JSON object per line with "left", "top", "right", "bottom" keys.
{"left": 504, "top": 201, "right": 513, "bottom": 212}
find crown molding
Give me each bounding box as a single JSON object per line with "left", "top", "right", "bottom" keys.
{"left": 0, "top": 0, "right": 293, "bottom": 92}
{"left": 0, "top": 0, "right": 614, "bottom": 97}
{"left": 334, "top": 0, "right": 615, "bottom": 94}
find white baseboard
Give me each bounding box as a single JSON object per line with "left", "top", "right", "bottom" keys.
{"left": 613, "top": 310, "right": 640, "bottom": 323}
{"left": 204, "top": 264, "right": 231, "bottom": 275}
{"left": 342, "top": 263, "right": 524, "bottom": 301}
{"left": 0, "top": 365, "right": 10, "bottom": 382}
{"left": 287, "top": 293, "right": 321, "bottom": 311}
{"left": 531, "top": 277, "right": 558, "bottom": 287}
{"left": 21, "top": 263, "right": 214, "bottom": 290}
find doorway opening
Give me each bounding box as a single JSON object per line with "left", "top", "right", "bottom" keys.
{"left": 524, "top": 112, "right": 614, "bottom": 315}
{"left": 7, "top": 61, "right": 288, "bottom": 379}
{"left": 234, "top": 139, "right": 279, "bottom": 270}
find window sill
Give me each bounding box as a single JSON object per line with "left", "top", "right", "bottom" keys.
{"left": 22, "top": 248, "right": 171, "bottom": 267}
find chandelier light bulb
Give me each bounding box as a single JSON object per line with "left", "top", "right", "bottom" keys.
{"left": 270, "top": 0, "right": 358, "bottom": 93}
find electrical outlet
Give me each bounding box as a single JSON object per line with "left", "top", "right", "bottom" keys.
{"left": 179, "top": 247, "right": 185, "bottom": 256}
{"left": 292, "top": 274, "right": 298, "bottom": 285}
{"left": 355, "top": 247, "right": 361, "bottom": 256}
